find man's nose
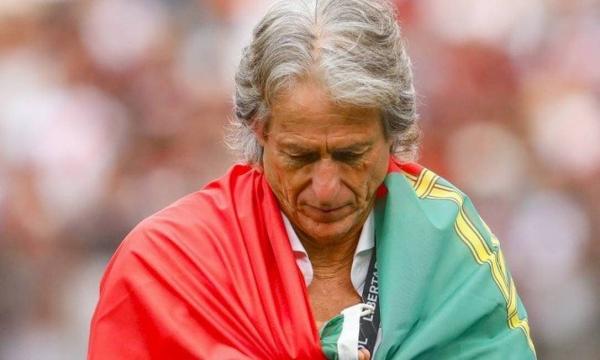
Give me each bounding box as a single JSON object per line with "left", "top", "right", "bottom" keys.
{"left": 311, "top": 159, "right": 341, "bottom": 207}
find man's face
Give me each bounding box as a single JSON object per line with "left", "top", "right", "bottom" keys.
{"left": 260, "top": 79, "right": 391, "bottom": 247}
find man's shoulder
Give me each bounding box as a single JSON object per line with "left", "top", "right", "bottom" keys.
{"left": 387, "top": 158, "right": 465, "bottom": 197}
{"left": 127, "top": 163, "right": 259, "bottom": 248}
{"left": 98, "top": 164, "right": 264, "bottom": 290}
{"left": 110, "top": 163, "right": 260, "bottom": 263}
{"left": 382, "top": 159, "right": 493, "bottom": 248}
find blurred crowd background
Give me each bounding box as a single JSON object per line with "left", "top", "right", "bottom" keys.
{"left": 0, "top": 0, "right": 598, "bottom": 359}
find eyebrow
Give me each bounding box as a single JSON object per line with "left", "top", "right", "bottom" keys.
{"left": 334, "top": 142, "right": 373, "bottom": 152}
{"left": 279, "top": 141, "right": 373, "bottom": 153}
{"left": 279, "top": 142, "right": 314, "bottom": 154}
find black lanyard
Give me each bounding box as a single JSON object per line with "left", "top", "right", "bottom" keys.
{"left": 358, "top": 248, "right": 380, "bottom": 355}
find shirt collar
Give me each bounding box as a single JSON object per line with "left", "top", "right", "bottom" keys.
{"left": 282, "top": 211, "right": 374, "bottom": 254}
{"left": 282, "top": 210, "right": 375, "bottom": 291}
{"left": 355, "top": 211, "right": 375, "bottom": 256}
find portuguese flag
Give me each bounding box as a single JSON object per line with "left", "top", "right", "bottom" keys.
{"left": 321, "top": 160, "right": 535, "bottom": 359}
{"left": 88, "top": 159, "right": 535, "bottom": 359}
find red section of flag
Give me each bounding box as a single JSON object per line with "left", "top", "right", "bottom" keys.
{"left": 388, "top": 157, "right": 423, "bottom": 177}
{"left": 88, "top": 164, "right": 325, "bottom": 359}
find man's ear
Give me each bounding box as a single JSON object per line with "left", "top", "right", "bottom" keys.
{"left": 253, "top": 118, "right": 269, "bottom": 146}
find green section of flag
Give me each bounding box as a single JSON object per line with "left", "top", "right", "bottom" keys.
{"left": 318, "top": 168, "right": 535, "bottom": 359}
{"left": 373, "top": 170, "right": 535, "bottom": 359}
{"left": 320, "top": 315, "right": 344, "bottom": 360}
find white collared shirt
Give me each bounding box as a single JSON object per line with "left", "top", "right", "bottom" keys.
{"left": 282, "top": 211, "right": 375, "bottom": 296}
{"left": 282, "top": 211, "right": 382, "bottom": 355}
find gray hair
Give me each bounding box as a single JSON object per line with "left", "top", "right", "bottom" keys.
{"left": 228, "top": 0, "right": 419, "bottom": 163}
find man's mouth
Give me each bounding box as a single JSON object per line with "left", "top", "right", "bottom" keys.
{"left": 302, "top": 204, "right": 352, "bottom": 223}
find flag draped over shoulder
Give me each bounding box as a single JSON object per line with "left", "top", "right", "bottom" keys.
{"left": 371, "top": 161, "right": 535, "bottom": 359}
{"left": 88, "top": 165, "right": 326, "bottom": 359}
{"left": 88, "top": 160, "right": 536, "bottom": 359}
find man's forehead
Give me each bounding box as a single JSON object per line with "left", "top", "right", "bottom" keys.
{"left": 270, "top": 79, "right": 380, "bottom": 123}
{"left": 273, "top": 130, "right": 378, "bottom": 154}
{"left": 279, "top": 137, "right": 374, "bottom": 149}
{"left": 268, "top": 96, "right": 382, "bottom": 136}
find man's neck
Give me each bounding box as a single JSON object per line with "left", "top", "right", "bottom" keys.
{"left": 298, "top": 231, "right": 360, "bottom": 280}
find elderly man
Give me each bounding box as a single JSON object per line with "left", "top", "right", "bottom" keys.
{"left": 89, "top": 0, "right": 535, "bottom": 359}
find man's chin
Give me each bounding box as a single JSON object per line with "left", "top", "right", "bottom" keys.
{"left": 295, "top": 215, "right": 358, "bottom": 245}
{"left": 300, "top": 204, "right": 354, "bottom": 224}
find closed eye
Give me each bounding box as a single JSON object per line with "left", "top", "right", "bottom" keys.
{"left": 332, "top": 150, "right": 364, "bottom": 163}
{"left": 286, "top": 152, "right": 320, "bottom": 164}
